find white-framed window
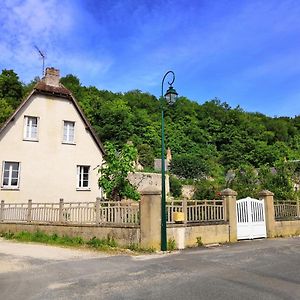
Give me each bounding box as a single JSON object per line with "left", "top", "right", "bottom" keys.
{"left": 24, "top": 116, "right": 38, "bottom": 141}
{"left": 63, "top": 121, "right": 75, "bottom": 144}
{"left": 77, "top": 165, "right": 90, "bottom": 189}
{"left": 1, "top": 162, "right": 20, "bottom": 189}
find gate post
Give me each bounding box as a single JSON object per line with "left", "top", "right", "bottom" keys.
{"left": 221, "top": 188, "right": 237, "bottom": 242}
{"left": 140, "top": 191, "right": 161, "bottom": 250}
{"left": 259, "top": 190, "right": 275, "bottom": 238}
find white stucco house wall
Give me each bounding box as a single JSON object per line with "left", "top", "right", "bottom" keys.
{"left": 0, "top": 67, "right": 105, "bottom": 203}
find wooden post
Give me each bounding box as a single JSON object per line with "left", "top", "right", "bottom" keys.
{"left": 59, "top": 198, "right": 64, "bottom": 223}
{"left": 297, "top": 198, "right": 300, "bottom": 219}
{"left": 95, "top": 197, "right": 101, "bottom": 224}
{"left": 0, "top": 200, "right": 4, "bottom": 222}
{"left": 221, "top": 188, "right": 237, "bottom": 242}
{"left": 27, "top": 199, "right": 32, "bottom": 222}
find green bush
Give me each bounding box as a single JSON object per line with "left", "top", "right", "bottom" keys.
{"left": 194, "top": 179, "right": 222, "bottom": 199}
{"left": 170, "top": 175, "right": 182, "bottom": 198}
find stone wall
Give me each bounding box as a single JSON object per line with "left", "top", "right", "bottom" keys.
{"left": 128, "top": 172, "right": 169, "bottom": 194}
{"left": 274, "top": 220, "right": 300, "bottom": 237}
{"left": 0, "top": 223, "right": 140, "bottom": 246}
{"left": 168, "top": 223, "right": 229, "bottom": 249}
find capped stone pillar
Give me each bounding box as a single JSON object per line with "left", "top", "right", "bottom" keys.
{"left": 221, "top": 188, "right": 237, "bottom": 242}
{"left": 139, "top": 191, "right": 161, "bottom": 250}
{"left": 259, "top": 190, "right": 275, "bottom": 238}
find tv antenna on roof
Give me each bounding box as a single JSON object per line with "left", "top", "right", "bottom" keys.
{"left": 34, "top": 45, "right": 46, "bottom": 77}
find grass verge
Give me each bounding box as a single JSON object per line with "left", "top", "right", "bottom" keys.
{"left": 0, "top": 230, "right": 155, "bottom": 254}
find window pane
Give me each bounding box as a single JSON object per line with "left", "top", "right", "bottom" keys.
{"left": 11, "top": 179, "right": 18, "bottom": 186}
{"left": 78, "top": 165, "right": 89, "bottom": 188}
{"left": 25, "top": 116, "right": 38, "bottom": 139}
{"left": 64, "top": 121, "right": 75, "bottom": 142}
{"left": 11, "top": 162, "right": 19, "bottom": 171}
{"left": 3, "top": 162, "right": 19, "bottom": 187}
{"left": 31, "top": 118, "right": 37, "bottom": 126}
{"left": 12, "top": 171, "right": 18, "bottom": 178}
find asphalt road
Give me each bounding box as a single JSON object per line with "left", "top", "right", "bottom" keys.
{"left": 0, "top": 237, "right": 299, "bottom": 300}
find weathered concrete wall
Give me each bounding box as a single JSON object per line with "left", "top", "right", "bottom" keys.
{"left": 128, "top": 172, "right": 169, "bottom": 194}
{"left": 274, "top": 220, "right": 300, "bottom": 237}
{"left": 0, "top": 223, "right": 140, "bottom": 246}
{"left": 168, "top": 223, "right": 229, "bottom": 249}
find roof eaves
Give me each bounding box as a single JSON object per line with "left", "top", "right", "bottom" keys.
{"left": 68, "top": 93, "right": 105, "bottom": 155}
{"left": 0, "top": 89, "right": 36, "bottom": 137}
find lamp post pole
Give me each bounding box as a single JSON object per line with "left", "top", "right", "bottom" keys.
{"left": 160, "top": 71, "right": 177, "bottom": 251}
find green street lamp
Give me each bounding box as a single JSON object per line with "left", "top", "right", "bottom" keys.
{"left": 161, "top": 71, "right": 178, "bottom": 251}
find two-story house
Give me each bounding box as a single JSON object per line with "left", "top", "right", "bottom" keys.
{"left": 0, "top": 67, "right": 104, "bottom": 203}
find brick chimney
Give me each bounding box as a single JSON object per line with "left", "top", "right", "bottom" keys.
{"left": 44, "top": 67, "right": 60, "bottom": 87}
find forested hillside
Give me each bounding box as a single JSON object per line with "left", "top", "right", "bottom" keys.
{"left": 1, "top": 69, "right": 300, "bottom": 199}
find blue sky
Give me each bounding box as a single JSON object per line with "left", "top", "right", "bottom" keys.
{"left": 1, "top": 0, "right": 300, "bottom": 117}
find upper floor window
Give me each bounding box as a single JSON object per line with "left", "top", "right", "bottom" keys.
{"left": 77, "top": 165, "right": 90, "bottom": 189}
{"left": 24, "top": 116, "right": 38, "bottom": 141}
{"left": 1, "top": 162, "right": 20, "bottom": 189}
{"left": 63, "top": 121, "right": 75, "bottom": 144}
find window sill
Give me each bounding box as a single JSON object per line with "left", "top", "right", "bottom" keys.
{"left": 23, "top": 138, "right": 39, "bottom": 142}
{"left": 1, "top": 187, "right": 20, "bottom": 191}
{"left": 62, "top": 141, "right": 76, "bottom": 145}
{"left": 76, "top": 188, "right": 91, "bottom": 191}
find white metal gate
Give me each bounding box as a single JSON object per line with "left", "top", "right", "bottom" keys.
{"left": 236, "top": 197, "right": 266, "bottom": 240}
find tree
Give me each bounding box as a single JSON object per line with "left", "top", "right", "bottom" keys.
{"left": 0, "top": 69, "right": 23, "bottom": 108}
{"left": 0, "top": 98, "right": 13, "bottom": 126}
{"left": 60, "top": 74, "right": 82, "bottom": 99}
{"left": 229, "top": 164, "right": 259, "bottom": 198}
{"left": 137, "top": 144, "right": 155, "bottom": 168}
{"left": 170, "top": 153, "right": 210, "bottom": 179}
{"left": 169, "top": 175, "right": 182, "bottom": 198}
{"left": 259, "top": 161, "right": 297, "bottom": 200}
{"left": 99, "top": 142, "right": 140, "bottom": 201}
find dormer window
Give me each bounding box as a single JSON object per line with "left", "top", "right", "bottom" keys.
{"left": 24, "top": 116, "right": 38, "bottom": 141}
{"left": 63, "top": 121, "right": 75, "bottom": 144}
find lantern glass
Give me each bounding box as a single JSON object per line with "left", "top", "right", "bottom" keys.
{"left": 164, "top": 86, "right": 178, "bottom": 105}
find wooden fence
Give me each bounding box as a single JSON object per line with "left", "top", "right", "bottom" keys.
{"left": 0, "top": 198, "right": 140, "bottom": 225}
{"left": 274, "top": 200, "right": 300, "bottom": 220}
{"left": 166, "top": 199, "right": 226, "bottom": 224}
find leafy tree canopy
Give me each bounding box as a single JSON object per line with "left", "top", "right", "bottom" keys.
{"left": 99, "top": 142, "right": 140, "bottom": 201}
{"left": 1, "top": 69, "right": 300, "bottom": 200}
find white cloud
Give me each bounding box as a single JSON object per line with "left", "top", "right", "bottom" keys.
{"left": 0, "top": 0, "right": 74, "bottom": 80}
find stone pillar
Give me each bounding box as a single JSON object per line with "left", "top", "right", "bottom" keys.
{"left": 259, "top": 190, "right": 275, "bottom": 238}
{"left": 27, "top": 199, "right": 32, "bottom": 222}
{"left": 221, "top": 188, "right": 237, "bottom": 242}
{"left": 140, "top": 191, "right": 161, "bottom": 250}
